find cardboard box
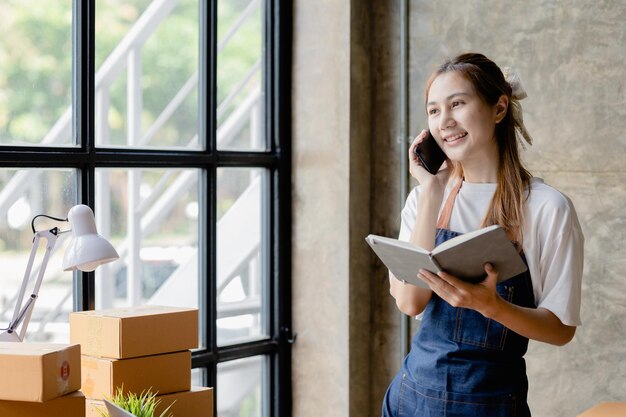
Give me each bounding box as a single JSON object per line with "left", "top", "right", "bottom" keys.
{"left": 0, "top": 342, "right": 81, "bottom": 402}
{"left": 70, "top": 305, "right": 198, "bottom": 359}
{"left": 81, "top": 350, "right": 191, "bottom": 400}
{"left": 576, "top": 402, "right": 626, "bottom": 417}
{"left": 0, "top": 391, "right": 85, "bottom": 417}
{"left": 152, "top": 387, "right": 214, "bottom": 417}
{"left": 86, "top": 387, "right": 213, "bottom": 417}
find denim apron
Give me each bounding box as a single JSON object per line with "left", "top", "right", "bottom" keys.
{"left": 383, "top": 182, "right": 536, "bottom": 417}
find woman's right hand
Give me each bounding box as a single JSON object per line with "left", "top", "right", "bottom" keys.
{"left": 409, "top": 129, "right": 451, "bottom": 194}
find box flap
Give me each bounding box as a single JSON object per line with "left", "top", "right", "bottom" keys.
{"left": 73, "top": 305, "right": 196, "bottom": 319}
{"left": 0, "top": 342, "right": 79, "bottom": 356}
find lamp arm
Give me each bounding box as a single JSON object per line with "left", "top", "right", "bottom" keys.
{"left": 3, "top": 229, "right": 60, "bottom": 341}
{"left": 8, "top": 233, "right": 42, "bottom": 328}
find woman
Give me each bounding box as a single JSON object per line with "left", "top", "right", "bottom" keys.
{"left": 383, "top": 53, "right": 584, "bottom": 416}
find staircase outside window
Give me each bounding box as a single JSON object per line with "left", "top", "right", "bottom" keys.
{"left": 0, "top": 1, "right": 291, "bottom": 416}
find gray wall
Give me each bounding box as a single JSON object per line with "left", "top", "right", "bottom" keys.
{"left": 292, "top": 1, "right": 626, "bottom": 416}
{"left": 292, "top": 1, "right": 373, "bottom": 416}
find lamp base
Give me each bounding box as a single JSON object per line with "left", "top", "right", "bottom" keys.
{"left": 0, "top": 330, "right": 22, "bottom": 342}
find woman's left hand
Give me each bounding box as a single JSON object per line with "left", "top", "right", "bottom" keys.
{"left": 417, "top": 263, "right": 503, "bottom": 318}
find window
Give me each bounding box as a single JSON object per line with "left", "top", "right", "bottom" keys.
{"left": 0, "top": 1, "right": 291, "bottom": 416}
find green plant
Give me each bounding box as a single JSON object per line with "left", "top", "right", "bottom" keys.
{"left": 95, "top": 386, "right": 175, "bottom": 417}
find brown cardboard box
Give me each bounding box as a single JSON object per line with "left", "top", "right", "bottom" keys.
{"left": 0, "top": 342, "right": 81, "bottom": 402}
{"left": 81, "top": 350, "right": 192, "bottom": 400}
{"left": 576, "top": 402, "right": 626, "bottom": 417}
{"left": 70, "top": 305, "right": 198, "bottom": 359}
{"left": 86, "top": 387, "right": 213, "bottom": 417}
{"left": 0, "top": 391, "right": 85, "bottom": 417}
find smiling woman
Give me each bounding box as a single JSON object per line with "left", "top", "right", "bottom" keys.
{"left": 384, "top": 52, "right": 584, "bottom": 417}
{"left": 426, "top": 72, "right": 504, "bottom": 179}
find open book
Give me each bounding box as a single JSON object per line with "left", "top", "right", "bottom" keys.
{"left": 366, "top": 225, "right": 527, "bottom": 288}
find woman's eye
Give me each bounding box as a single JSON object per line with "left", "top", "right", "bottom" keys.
{"left": 451, "top": 101, "right": 463, "bottom": 108}
{"left": 428, "top": 108, "right": 438, "bottom": 115}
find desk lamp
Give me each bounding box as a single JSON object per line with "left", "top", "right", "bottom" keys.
{"left": 0, "top": 204, "right": 118, "bottom": 342}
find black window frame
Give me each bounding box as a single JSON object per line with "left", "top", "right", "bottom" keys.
{"left": 0, "top": 1, "right": 292, "bottom": 416}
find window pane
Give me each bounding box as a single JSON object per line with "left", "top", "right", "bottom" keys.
{"left": 0, "top": 169, "right": 76, "bottom": 342}
{"left": 216, "top": 0, "right": 265, "bottom": 151}
{"left": 192, "top": 367, "right": 207, "bottom": 387}
{"left": 0, "top": 2, "right": 73, "bottom": 147}
{"left": 217, "top": 168, "right": 268, "bottom": 346}
{"left": 95, "top": 0, "right": 200, "bottom": 149}
{"left": 93, "top": 168, "right": 203, "bottom": 344}
{"left": 217, "top": 356, "right": 266, "bottom": 417}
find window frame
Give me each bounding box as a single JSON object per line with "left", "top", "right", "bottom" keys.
{"left": 0, "top": 1, "right": 292, "bottom": 416}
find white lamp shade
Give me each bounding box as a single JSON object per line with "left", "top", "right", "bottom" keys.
{"left": 62, "top": 205, "right": 119, "bottom": 272}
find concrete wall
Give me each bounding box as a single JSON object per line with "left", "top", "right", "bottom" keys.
{"left": 292, "top": 1, "right": 626, "bottom": 416}
{"left": 291, "top": 1, "right": 372, "bottom": 417}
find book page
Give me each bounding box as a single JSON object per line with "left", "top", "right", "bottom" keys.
{"left": 431, "top": 226, "right": 527, "bottom": 282}
{"left": 431, "top": 224, "right": 501, "bottom": 253}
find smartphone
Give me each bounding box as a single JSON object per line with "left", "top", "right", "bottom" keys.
{"left": 414, "top": 131, "right": 446, "bottom": 174}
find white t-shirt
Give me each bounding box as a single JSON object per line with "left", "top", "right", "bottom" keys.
{"left": 398, "top": 178, "right": 584, "bottom": 326}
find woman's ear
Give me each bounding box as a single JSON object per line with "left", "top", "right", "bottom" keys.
{"left": 494, "top": 95, "right": 509, "bottom": 123}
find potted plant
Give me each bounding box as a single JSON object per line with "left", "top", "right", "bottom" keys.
{"left": 96, "top": 387, "right": 175, "bottom": 417}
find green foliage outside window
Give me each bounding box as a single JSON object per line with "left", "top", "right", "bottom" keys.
{"left": 0, "top": 0, "right": 262, "bottom": 147}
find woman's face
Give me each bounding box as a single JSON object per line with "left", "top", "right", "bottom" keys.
{"left": 426, "top": 71, "right": 501, "bottom": 165}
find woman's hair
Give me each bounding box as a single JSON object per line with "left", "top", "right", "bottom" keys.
{"left": 425, "top": 52, "right": 532, "bottom": 243}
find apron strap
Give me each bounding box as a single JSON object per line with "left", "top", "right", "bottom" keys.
{"left": 437, "top": 179, "right": 523, "bottom": 253}
{"left": 436, "top": 180, "right": 463, "bottom": 229}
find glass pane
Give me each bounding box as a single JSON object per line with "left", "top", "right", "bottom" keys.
{"left": 93, "top": 168, "right": 203, "bottom": 344}
{"left": 192, "top": 367, "right": 207, "bottom": 387}
{"left": 216, "top": 0, "right": 265, "bottom": 151}
{"left": 0, "top": 169, "right": 76, "bottom": 343}
{"left": 217, "top": 168, "right": 268, "bottom": 346}
{"left": 0, "top": 2, "right": 73, "bottom": 147}
{"left": 217, "top": 356, "right": 265, "bottom": 417}
{"left": 95, "top": 0, "right": 200, "bottom": 149}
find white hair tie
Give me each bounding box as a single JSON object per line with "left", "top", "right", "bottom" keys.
{"left": 502, "top": 67, "right": 533, "bottom": 148}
